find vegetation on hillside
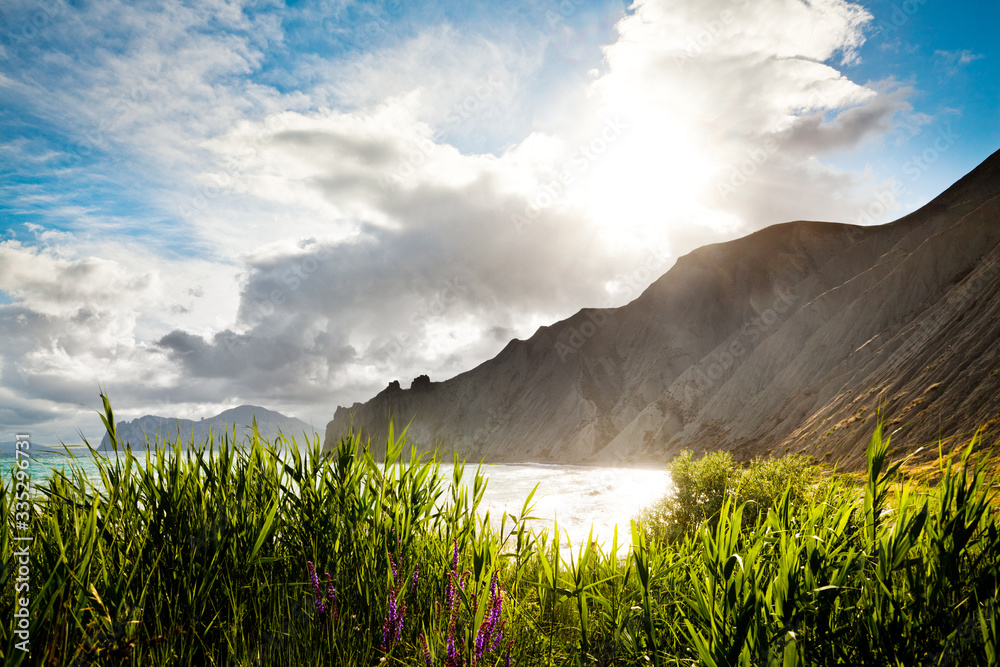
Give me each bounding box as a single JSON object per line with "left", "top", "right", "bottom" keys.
{"left": 2, "top": 396, "right": 999, "bottom": 665}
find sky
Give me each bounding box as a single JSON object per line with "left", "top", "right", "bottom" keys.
{"left": 1, "top": 0, "right": 998, "bottom": 448}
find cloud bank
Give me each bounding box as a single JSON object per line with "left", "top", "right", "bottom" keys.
{"left": 0, "top": 0, "right": 946, "bottom": 443}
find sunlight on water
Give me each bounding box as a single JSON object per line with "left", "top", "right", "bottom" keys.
{"left": 470, "top": 463, "right": 670, "bottom": 556}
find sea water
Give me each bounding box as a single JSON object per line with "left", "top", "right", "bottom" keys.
{"left": 472, "top": 463, "right": 670, "bottom": 553}
{"left": 2, "top": 451, "right": 670, "bottom": 555}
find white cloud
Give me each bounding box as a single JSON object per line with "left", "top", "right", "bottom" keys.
{"left": 577, "top": 0, "right": 918, "bottom": 237}
{"left": 933, "top": 48, "right": 985, "bottom": 76}
{"left": 154, "top": 0, "right": 911, "bottom": 420}
{"left": 0, "top": 241, "right": 156, "bottom": 317}
{"left": 0, "top": 0, "right": 936, "bottom": 443}
{"left": 327, "top": 25, "right": 533, "bottom": 131}
{"left": 0, "top": 242, "right": 164, "bottom": 421}
{"left": 0, "top": 239, "right": 246, "bottom": 440}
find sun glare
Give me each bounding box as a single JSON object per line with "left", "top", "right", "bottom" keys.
{"left": 574, "top": 123, "right": 714, "bottom": 248}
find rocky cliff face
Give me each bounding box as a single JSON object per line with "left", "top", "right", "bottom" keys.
{"left": 101, "top": 405, "right": 320, "bottom": 450}
{"left": 325, "top": 149, "right": 1000, "bottom": 469}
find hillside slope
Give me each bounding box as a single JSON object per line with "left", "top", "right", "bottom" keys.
{"left": 325, "top": 149, "right": 1000, "bottom": 468}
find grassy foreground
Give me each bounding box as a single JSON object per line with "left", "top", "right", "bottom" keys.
{"left": 2, "top": 399, "right": 1000, "bottom": 666}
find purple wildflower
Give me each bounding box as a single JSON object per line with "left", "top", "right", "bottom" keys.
{"left": 446, "top": 630, "right": 464, "bottom": 667}
{"left": 380, "top": 591, "right": 393, "bottom": 651}
{"left": 445, "top": 586, "right": 460, "bottom": 665}
{"left": 306, "top": 561, "right": 320, "bottom": 589}
{"left": 487, "top": 575, "right": 502, "bottom": 623}
{"left": 412, "top": 562, "right": 420, "bottom": 590}
{"left": 307, "top": 561, "right": 326, "bottom": 617}
{"left": 490, "top": 621, "right": 507, "bottom": 653}
{"left": 326, "top": 582, "right": 337, "bottom": 616}
{"left": 381, "top": 584, "right": 406, "bottom": 652}
{"left": 388, "top": 551, "right": 398, "bottom": 584}
{"left": 325, "top": 572, "right": 339, "bottom": 620}
{"left": 420, "top": 634, "right": 434, "bottom": 667}
{"left": 445, "top": 562, "right": 463, "bottom": 667}
{"left": 446, "top": 573, "right": 458, "bottom": 618}
{"left": 474, "top": 626, "right": 487, "bottom": 660}
{"left": 381, "top": 552, "right": 410, "bottom": 653}
{"left": 473, "top": 572, "right": 506, "bottom": 666}
{"left": 307, "top": 561, "right": 338, "bottom": 621}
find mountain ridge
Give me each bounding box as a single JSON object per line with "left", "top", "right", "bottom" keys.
{"left": 325, "top": 148, "right": 1000, "bottom": 469}
{"left": 101, "top": 404, "right": 320, "bottom": 450}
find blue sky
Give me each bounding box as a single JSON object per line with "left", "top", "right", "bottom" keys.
{"left": 1, "top": 0, "right": 998, "bottom": 448}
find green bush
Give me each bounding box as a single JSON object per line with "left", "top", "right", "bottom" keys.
{"left": 637, "top": 450, "right": 819, "bottom": 543}
{"left": 735, "top": 453, "right": 817, "bottom": 528}
{"left": 637, "top": 449, "right": 733, "bottom": 543}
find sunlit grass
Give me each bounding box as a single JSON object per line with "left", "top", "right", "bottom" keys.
{"left": 2, "top": 396, "right": 999, "bottom": 665}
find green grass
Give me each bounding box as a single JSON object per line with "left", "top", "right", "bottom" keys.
{"left": 2, "top": 397, "right": 1000, "bottom": 666}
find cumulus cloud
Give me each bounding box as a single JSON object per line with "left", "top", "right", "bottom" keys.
{"left": 156, "top": 0, "right": 926, "bottom": 425}
{"left": 0, "top": 242, "right": 168, "bottom": 431}
{"left": 0, "top": 235, "right": 248, "bottom": 442}
{"left": 582, "top": 0, "right": 923, "bottom": 232}
{"left": 0, "top": 0, "right": 937, "bottom": 444}
{"left": 156, "top": 96, "right": 660, "bottom": 406}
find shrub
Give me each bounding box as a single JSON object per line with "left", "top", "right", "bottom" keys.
{"left": 637, "top": 449, "right": 734, "bottom": 543}
{"left": 735, "top": 453, "right": 817, "bottom": 528}
{"left": 637, "top": 450, "right": 819, "bottom": 543}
